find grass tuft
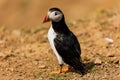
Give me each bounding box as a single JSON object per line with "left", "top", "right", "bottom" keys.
{"left": 83, "top": 56, "right": 90, "bottom": 61}
{"left": 37, "top": 72, "right": 43, "bottom": 76}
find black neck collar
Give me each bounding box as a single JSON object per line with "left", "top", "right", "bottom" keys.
{"left": 51, "top": 17, "right": 70, "bottom": 34}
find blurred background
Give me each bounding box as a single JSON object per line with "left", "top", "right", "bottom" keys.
{"left": 0, "top": 0, "right": 120, "bottom": 29}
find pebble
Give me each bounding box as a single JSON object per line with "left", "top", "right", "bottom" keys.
{"left": 32, "top": 61, "right": 38, "bottom": 65}
{"left": 12, "top": 30, "right": 21, "bottom": 36}
{"left": 39, "top": 65, "right": 46, "bottom": 69}
{"left": 0, "top": 40, "right": 4, "bottom": 44}
{"left": 38, "top": 78, "right": 43, "bottom": 80}
{"left": 115, "top": 65, "right": 120, "bottom": 68}
{"left": 106, "top": 53, "right": 115, "bottom": 57}
{"left": 0, "top": 52, "right": 5, "bottom": 57}
{"left": 9, "top": 68, "right": 14, "bottom": 72}
{"left": 94, "top": 58, "right": 102, "bottom": 65}
{"left": 21, "top": 53, "right": 27, "bottom": 58}
{"left": 114, "top": 60, "right": 120, "bottom": 64}
{"left": 105, "top": 37, "right": 114, "bottom": 43}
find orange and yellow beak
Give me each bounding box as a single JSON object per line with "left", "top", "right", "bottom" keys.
{"left": 42, "top": 13, "right": 50, "bottom": 23}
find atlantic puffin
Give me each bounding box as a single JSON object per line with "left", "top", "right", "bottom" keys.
{"left": 42, "top": 8, "right": 85, "bottom": 75}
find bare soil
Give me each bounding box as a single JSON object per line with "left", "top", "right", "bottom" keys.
{"left": 0, "top": 10, "right": 120, "bottom": 80}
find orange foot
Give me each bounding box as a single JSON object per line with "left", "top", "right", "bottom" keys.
{"left": 50, "top": 70, "right": 61, "bottom": 74}
{"left": 62, "top": 65, "right": 70, "bottom": 72}
{"left": 50, "top": 65, "right": 70, "bottom": 74}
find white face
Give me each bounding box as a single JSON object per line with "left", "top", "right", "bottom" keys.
{"left": 48, "top": 11, "right": 63, "bottom": 22}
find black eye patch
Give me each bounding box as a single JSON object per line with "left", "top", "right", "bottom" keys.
{"left": 55, "top": 12, "right": 58, "bottom": 15}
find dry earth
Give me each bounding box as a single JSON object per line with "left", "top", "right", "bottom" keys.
{"left": 0, "top": 0, "right": 120, "bottom": 29}
{"left": 0, "top": 10, "right": 120, "bottom": 80}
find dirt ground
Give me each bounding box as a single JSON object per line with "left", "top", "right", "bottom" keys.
{"left": 0, "top": 0, "right": 120, "bottom": 29}
{"left": 0, "top": 0, "right": 120, "bottom": 80}
{"left": 0, "top": 9, "right": 120, "bottom": 80}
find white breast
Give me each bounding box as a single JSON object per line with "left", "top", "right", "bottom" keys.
{"left": 48, "top": 26, "right": 64, "bottom": 65}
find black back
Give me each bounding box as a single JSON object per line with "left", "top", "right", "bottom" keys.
{"left": 50, "top": 7, "right": 85, "bottom": 74}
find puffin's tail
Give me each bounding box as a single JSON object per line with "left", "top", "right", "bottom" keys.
{"left": 73, "top": 61, "right": 85, "bottom": 75}
{"left": 70, "top": 58, "right": 85, "bottom": 75}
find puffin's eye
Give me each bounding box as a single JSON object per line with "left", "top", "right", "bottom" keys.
{"left": 55, "top": 12, "right": 58, "bottom": 15}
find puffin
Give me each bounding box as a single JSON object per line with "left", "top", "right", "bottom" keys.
{"left": 42, "top": 8, "right": 85, "bottom": 75}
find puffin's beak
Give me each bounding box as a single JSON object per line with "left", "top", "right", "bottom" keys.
{"left": 42, "top": 13, "right": 50, "bottom": 23}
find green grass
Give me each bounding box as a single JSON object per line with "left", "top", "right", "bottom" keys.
{"left": 20, "top": 25, "right": 48, "bottom": 34}
{"left": 66, "top": 21, "right": 74, "bottom": 27}
{"left": 83, "top": 56, "right": 90, "bottom": 61}
{"left": 89, "top": 66, "right": 97, "bottom": 72}
{"left": 47, "top": 60, "right": 53, "bottom": 65}
{"left": 86, "top": 62, "right": 96, "bottom": 73}
{"left": 49, "top": 74, "right": 66, "bottom": 80}
{"left": 77, "top": 17, "right": 90, "bottom": 23}
{"left": 21, "top": 28, "right": 31, "bottom": 34}
{"left": 105, "top": 59, "right": 114, "bottom": 64}
{"left": 37, "top": 72, "right": 43, "bottom": 76}
{"left": 0, "top": 26, "right": 6, "bottom": 32}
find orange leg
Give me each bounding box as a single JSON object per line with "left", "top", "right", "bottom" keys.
{"left": 62, "top": 65, "right": 70, "bottom": 72}
{"left": 50, "top": 65, "right": 62, "bottom": 74}
{"left": 50, "top": 65, "right": 70, "bottom": 74}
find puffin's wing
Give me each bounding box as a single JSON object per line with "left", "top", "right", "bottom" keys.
{"left": 54, "top": 32, "right": 85, "bottom": 74}
{"left": 54, "top": 32, "right": 81, "bottom": 60}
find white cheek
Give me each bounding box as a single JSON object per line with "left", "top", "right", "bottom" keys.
{"left": 52, "top": 15, "right": 62, "bottom": 22}
{"left": 49, "top": 13, "right": 62, "bottom": 22}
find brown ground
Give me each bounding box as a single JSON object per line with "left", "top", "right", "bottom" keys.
{"left": 0, "top": 0, "right": 120, "bottom": 29}
{"left": 0, "top": 0, "right": 120, "bottom": 80}
{"left": 0, "top": 10, "right": 120, "bottom": 80}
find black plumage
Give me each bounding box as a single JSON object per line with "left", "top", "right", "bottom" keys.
{"left": 43, "top": 8, "right": 85, "bottom": 75}
{"left": 51, "top": 8, "right": 85, "bottom": 74}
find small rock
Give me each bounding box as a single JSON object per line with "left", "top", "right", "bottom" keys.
{"left": 9, "top": 68, "right": 14, "bottom": 72}
{"left": 12, "top": 30, "right": 21, "bottom": 36}
{"left": 105, "top": 37, "right": 114, "bottom": 43}
{"left": 39, "top": 65, "right": 46, "bottom": 69}
{"left": 115, "top": 65, "right": 120, "bottom": 68}
{"left": 21, "top": 53, "right": 27, "bottom": 58}
{"left": 94, "top": 58, "right": 102, "bottom": 65}
{"left": 0, "top": 40, "right": 4, "bottom": 44}
{"left": 38, "top": 77, "right": 43, "bottom": 80}
{"left": 106, "top": 53, "right": 115, "bottom": 57}
{"left": 32, "top": 61, "right": 38, "bottom": 65}
{"left": 114, "top": 60, "right": 120, "bottom": 64}
{"left": 0, "top": 52, "right": 5, "bottom": 57}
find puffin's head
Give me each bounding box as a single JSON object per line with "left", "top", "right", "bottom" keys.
{"left": 42, "top": 8, "right": 64, "bottom": 23}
